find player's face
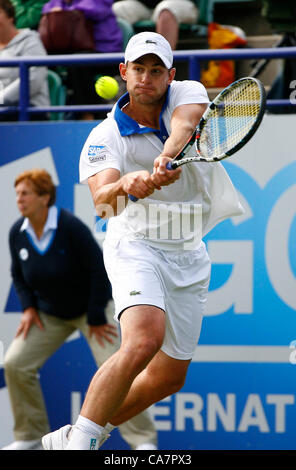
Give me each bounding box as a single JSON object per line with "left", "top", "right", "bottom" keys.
{"left": 15, "top": 180, "right": 49, "bottom": 219}
{"left": 120, "top": 54, "right": 175, "bottom": 105}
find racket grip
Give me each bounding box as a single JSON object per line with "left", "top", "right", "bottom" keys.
{"left": 129, "top": 161, "right": 175, "bottom": 201}
{"left": 166, "top": 161, "right": 177, "bottom": 170}
{"left": 128, "top": 194, "right": 138, "bottom": 202}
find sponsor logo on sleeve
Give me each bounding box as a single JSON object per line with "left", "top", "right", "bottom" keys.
{"left": 88, "top": 145, "right": 107, "bottom": 162}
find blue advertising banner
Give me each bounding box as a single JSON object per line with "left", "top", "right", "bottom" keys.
{"left": 0, "top": 116, "right": 295, "bottom": 450}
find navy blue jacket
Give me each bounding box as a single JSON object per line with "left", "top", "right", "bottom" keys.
{"left": 9, "top": 209, "right": 112, "bottom": 325}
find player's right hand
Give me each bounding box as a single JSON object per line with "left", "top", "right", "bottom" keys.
{"left": 122, "top": 170, "right": 160, "bottom": 200}
{"left": 152, "top": 155, "right": 182, "bottom": 187}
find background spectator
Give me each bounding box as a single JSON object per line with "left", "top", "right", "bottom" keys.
{"left": 112, "top": 0, "right": 199, "bottom": 50}
{"left": 0, "top": 0, "right": 50, "bottom": 121}
{"left": 41, "top": 0, "right": 124, "bottom": 119}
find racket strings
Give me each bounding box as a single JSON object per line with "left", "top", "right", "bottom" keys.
{"left": 200, "top": 81, "right": 262, "bottom": 158}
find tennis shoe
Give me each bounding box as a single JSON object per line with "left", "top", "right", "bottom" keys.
{"left": 2, "top": 439, "right": 43, "bottom": 450}
{"left": 134, "top": 443, "right": 158, "bottom": 450}
{"left": 42, "top": 424, "right": 72, "bottom": 450}
{"left": 42, "top": 425, "right": 110, "bottom": 450}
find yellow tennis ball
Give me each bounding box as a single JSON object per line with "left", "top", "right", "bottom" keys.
{"left": 95, "top": 76, "right": 119, "bottom": 100}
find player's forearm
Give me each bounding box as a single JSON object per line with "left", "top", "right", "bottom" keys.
{"left": 92, "top": 170, "right": 157, "bottom": 214}
{"left": 93, "top": 179, "right": 127, "bottom": 218}
{"left": 162, "top": 121, "right": 196, "bottom": 158}
{"left": 163, "top": 103, "right": 207, "bottom": 158}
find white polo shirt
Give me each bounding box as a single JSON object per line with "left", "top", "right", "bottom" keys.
{"left": 79, "top": 80, "right": 244, "bottom": 250}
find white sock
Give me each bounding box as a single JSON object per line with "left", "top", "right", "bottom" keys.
{"left": 104, "top": 422, "right": 115, "bottom": 433}
{"left": 66, "top": 415, "right": 107, "bottom": 450}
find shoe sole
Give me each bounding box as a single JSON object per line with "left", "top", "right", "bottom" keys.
{"left": 41, "top": 434, "right": 53, "bottom": 450}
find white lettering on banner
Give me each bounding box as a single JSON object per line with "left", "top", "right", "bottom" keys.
{"left": 175, "top": 394, "right": 204, "bottom": 431}
{"left": 206, "top": 241, "right": 253, "bottom": 315}
{"left": 150, "top": 397, "right": 172, "bottom": 431}
{"left": 265, "top": 185, "right": 296, "bottom": 310}
{"left": 289, "top": 341, "right": 296, "bottom": 365}
{"left": 150, "top": 393, "right": 295, "bottom": 433}
{"left": 238, "top": 394, "right": 269, "bottom": 432}
{"left": 208, "top": 394, "right": 236, "bottom": 431}
{"left": 266, "top": 395, "right": 295, "bottom": 433}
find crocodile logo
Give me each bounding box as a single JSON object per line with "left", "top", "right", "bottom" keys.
{"left": 129, "top": 290, "right": 141, "bottom": 296}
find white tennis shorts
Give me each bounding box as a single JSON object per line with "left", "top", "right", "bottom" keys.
{"left": 103, "top": 239, "right": 211, "bottom": 360}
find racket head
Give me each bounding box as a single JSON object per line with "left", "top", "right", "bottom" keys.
{"left": 196, "top": 77, "right": 266, "bottom": 162}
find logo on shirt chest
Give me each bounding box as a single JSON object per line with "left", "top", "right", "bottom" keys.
{"left": 88, "top": 145, "right": 107, "bottom": 163}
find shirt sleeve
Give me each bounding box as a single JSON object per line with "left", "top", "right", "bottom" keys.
{"left": 79, "top": 120, "right": 123, "bottom": 184}
{"left": 168, "top": 80, "right": 210, "bottom": 111}
{"left": 9, "top": 227, "right": 36, "bottom": 311}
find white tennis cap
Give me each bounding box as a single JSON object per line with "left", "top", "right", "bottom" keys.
{"left": 124, "top": 32, "right": 173, "bottom": 69}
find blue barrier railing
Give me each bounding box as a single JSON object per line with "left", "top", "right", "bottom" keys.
{"left": 1, "top": 46, "right": 296, "bottom": 121}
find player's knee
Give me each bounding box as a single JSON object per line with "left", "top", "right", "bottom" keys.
{"left": 121, "top": 337, "right": 161, "bottom": 372}
{"left": 146, "top": 369, "right": 186, "bottom": 400}
{"left": 163, "top": 373, "right": 186, "bottom": 396}
{"left": 158, "top": 370, "right": 186, "bottom": 397}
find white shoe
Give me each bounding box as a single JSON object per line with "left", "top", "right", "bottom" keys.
{"left": 2, "top": 439, "right": 43, "bottom": 450}
{"left": 134, "top": 443, "right": 158, "bottom": 450}
{"left": 42, "top": 425, "right": 72, "bottom": 450}
{"left": 42, "top": 425, "right": 110, "bottom": 450}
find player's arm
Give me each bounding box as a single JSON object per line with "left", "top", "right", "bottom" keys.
{"left": 152, "top": 103, "right": 207, "bottom": 185}
{"left": 88, "top": 168, "right": 161, "bottom": 217}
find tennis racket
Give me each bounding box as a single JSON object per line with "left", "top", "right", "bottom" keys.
{"left": 129, "top": 77, "right": 266, "bottom": 202}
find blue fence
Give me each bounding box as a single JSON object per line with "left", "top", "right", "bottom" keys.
{"left": 1, "top": 46, "right": 296, "bottom": 120}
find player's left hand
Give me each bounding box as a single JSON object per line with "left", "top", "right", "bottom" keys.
{"left": 89, "top": 324, "right": 118, "bottom": 347}
{"left": 152, "top": 155, "right": 182, "bottom": 187}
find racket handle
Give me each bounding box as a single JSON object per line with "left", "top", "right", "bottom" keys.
{"left": 129, "top": 161, "right": 176, "bottom": 201}
{"left": 128, "top": 194, "right": 138, "bottom": 202}
{"left": 166, "top": 161, "right": 177, "bottom": 170}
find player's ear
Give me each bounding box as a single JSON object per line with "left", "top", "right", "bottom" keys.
{"left": 119, "top": 62, "right": 127, "bottom": 81}
{"left": 168, "top": 67, "right": 176, "bottom": 84}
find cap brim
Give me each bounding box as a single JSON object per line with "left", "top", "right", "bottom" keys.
{"left": 125, "top": 52, "right": 172, "bottom": 69}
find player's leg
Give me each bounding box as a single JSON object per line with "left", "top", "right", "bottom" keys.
{"left": 79, "top": 304, "right": 166, "bottom": 426}
{"left": 78, "top": 301, "right": 158, "bottom": 450}
{"left": 109, "top": 349, "right": 191, "bottom": 426}
{"left": 42, "top": 304, "right": 166, "bottom": 450}
{"left": 109, "top": 242, "right": 211, "bottom": 424}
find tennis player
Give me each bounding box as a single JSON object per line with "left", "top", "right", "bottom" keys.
{"left": 42, "top": 32, "right": 244, "bottom": 450}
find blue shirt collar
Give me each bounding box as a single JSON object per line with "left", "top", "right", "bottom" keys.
{"left": 114, "top": 86, "right": 170, "bottom": 143}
